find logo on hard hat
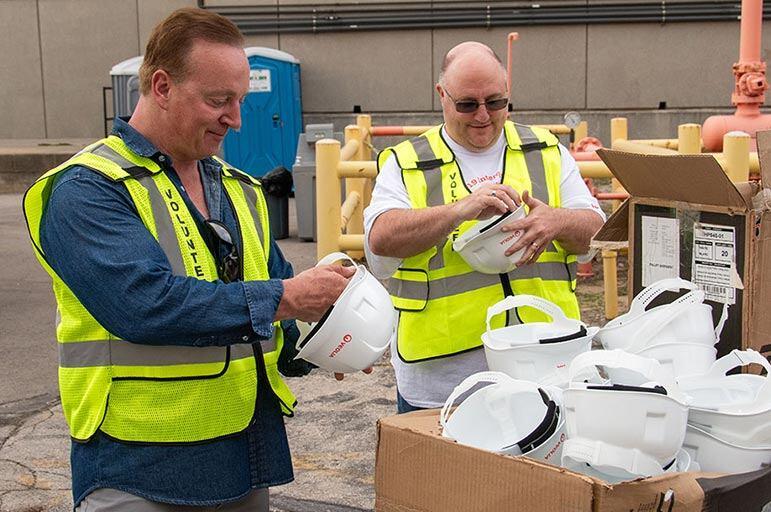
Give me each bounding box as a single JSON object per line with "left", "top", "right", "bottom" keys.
{"left": 498, "top": 231, "right": 522, "bottom": 246}
{"left": 543, "top": 432, "right": 566, "bottom": 461}
{"left": 329, "top": 334, "right": 353, "bottom": 358}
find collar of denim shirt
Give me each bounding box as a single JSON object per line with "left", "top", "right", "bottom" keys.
{"left": 112, "top": 116, "right": 224, "bottom": 220}
{"left": 112, "top": 117, "right": 221, "bottom": 176}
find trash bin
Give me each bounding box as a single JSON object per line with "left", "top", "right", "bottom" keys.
{"left": 293, "top": 124, "right": 344, "bottom": 241}
{"left": 110, "top": 56, "right": 143, "bottom": 118}
{"left": 223, "top": 47, "right": 302, "bottom": 178}
{"left": 260, "top": 166, "right": 293, "bottom": 240}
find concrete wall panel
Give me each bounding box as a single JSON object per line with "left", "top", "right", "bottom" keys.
{"left": 138, "top": 0, "right": 198, "bottom": 51}
{"left": 0, "top": 0, "right": 45, "bottom": 138}
{"left": 244, "top": 34, "right": 280, "bottom": 49}
{"left": 39, "top": 0, "right": 139, "bottom": 138}
{"left": 587, "top": 22, "right": 742, "bottom": 108}
{"left": 280, "top": 31, "right": 432, "bottom": 112}
{"left": 432, "top": 26, "right": 587, "bottom": 111}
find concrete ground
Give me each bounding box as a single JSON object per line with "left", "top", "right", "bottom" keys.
{"left": 0, "top": 192, "right": 622, "bottom": 512}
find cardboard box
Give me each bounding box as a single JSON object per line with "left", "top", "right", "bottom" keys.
{"left": 375, "top": 410, "right": 771, "bottom": 512}
{"left": 592, "top": 134, "right": 771, "bottom": 359}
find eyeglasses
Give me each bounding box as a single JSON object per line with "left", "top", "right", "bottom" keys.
{"left": 443, "top": 88, "right": 509, "bottom": 114}
{"left": 205, "top": 220, "right": 241, "bottom": 283}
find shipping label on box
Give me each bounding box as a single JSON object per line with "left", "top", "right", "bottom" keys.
{"left": 691, "top": 223, "right": 737, "bottom": 304}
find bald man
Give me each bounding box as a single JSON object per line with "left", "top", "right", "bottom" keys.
{"left": 364, "top": 41, "right": 605, "bottom": 413}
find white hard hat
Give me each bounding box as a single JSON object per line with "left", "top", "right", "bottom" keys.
{"left": 683, "top": 424, "right": 771, "bottom": 474}
{"left": 562, "top": 350, "right": 690, "bottom": 481}
{"left": 595, "top": 278, "right": 721, "bottom": 353}
{"left": 481, "top": 295, "right": 593, "bottom": 387}
{"left": 452, "top": 206, "right": 527, "bottom": 274}
{"left": 605, "top": 341, "right": 717, "bottom": 385}
{"left": 678, "top": 349, "right": 771, "bottom": 447}
{"left": 294, "top": 252, "right": 396, "bottom": 373}
{"left": 561, "top": 441, "right": 698, "bottom": 483}
{"left": 440, "top": 372, "right": 567, "bottom": 465}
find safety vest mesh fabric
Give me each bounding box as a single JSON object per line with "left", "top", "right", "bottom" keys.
{"left": 377, "top": 122, "right": 579, "bottom": 363}
{"left": 22, "top": 135, "right": 296, "bottom": 443}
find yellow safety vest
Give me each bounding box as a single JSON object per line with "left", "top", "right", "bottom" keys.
{"left": 378, "top": 121, "right": 579, "bottom": 363}
{"left": 23, "top": 135, "right": 296, "bottom": 443}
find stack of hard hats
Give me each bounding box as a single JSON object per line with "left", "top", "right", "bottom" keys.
{"left": 295, "top": 252, "right": 396, "bottom": 373}
{"left": 481, "top": 295, "right": 594, "bottom": 387}
{"left": 560, "top": 350, "right": 696, "bottom": 483}
{"left": 452, "top": 205, "right": 527, "bottom": 274}
{"left": 678, "top": 349, "right": 771, "bottom": 473}
{"left": 594, "top": 278, "right": 723, "bottom": 381}
{"left": 440, "top": 371, "right": 567, "bottom": 465}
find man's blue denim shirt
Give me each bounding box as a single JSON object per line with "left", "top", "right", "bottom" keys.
{"left": 40, "top": 118, "right": 296, "bottom": 508}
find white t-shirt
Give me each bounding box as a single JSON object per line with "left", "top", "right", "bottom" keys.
{"left": 363, "top": 128, "right": 605, "bottom": 408}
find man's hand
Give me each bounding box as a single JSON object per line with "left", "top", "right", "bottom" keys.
{"left": 275, "top": 264, "right": 356, "bottom": 322}
{"left": 334, "top": 366, "right": 374, "bottom": 381}
{"left": 500, "top": 190, "right": 566, "bottom": 266}
{"left": 450, "top": 184, "right": 520, "bottom": 224}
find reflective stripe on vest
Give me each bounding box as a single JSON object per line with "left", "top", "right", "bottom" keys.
{"left": 59, "top": 336, "right": 276, "bottom": 368}
{"left": 379, "top": 122, "right": 580, "bottom": 363}
{"left": 23, "top": 135, "right": 296, "bottom": 443}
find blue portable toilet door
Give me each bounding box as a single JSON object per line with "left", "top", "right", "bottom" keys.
{"left": 225, "top": 60, "right": 284, "bottom": 176}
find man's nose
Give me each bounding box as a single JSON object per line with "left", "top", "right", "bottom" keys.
{"left": 223, "top": 100, "right": 242, "bottom": 131}
{"left": 473, "top": 104, "right": 490, "bottom": 122}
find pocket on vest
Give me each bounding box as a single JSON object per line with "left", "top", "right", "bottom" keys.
{"left": 100, "top": 354, "right": 258, "bottom": 443}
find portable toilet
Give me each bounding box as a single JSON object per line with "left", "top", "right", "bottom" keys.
{"left": 223, "top": 47, "right": 302, "bottom": 178}
{"left": 110, "top": 56, "right": 143, "bottom": 118}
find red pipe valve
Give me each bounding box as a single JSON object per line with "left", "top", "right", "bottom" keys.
{"left": 733, "top": 61, "right": 768, "bottom": 104}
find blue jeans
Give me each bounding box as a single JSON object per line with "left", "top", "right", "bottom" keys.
{"left": 396, "top": 389, "right": 426, "bottom": 414}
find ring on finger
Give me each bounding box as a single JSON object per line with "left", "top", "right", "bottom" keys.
{"left": 490, "top": 190, "right": 497, "bottom": 198}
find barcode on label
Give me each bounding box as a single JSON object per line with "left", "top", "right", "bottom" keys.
{"left": 699, "top": 283, "right": 735, "bottom": 304}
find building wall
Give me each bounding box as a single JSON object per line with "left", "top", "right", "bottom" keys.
{"left": 0, "top": 0, "right": 195, "bottom": 139}
{"left": 0, "top": 0, "right": 768, "bottom": 140}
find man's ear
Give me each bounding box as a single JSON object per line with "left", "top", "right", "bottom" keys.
{"left": 435, "top": 83, "right": 444, "bottom": 97}
{"left": 151, "top": 69, "right": 173, "bottom": 110}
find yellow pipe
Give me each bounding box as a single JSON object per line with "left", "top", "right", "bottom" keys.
{"left": 612, "top": 139, "right": 680, "bottom": 155}
{"left": 723, "top": 132, "right": 751, "bottom": 183}
{"left": 343, "top": 125, "right": 366, "bottom": 258}
{"left": 677, "top": 124, "right": 702, "bottom": 154}
{"left": 630, "top": 139, "right": 679, "bottom": 150}
{"left": 710, "top": 152, "right": 759, "bottom": 172}
{"left": 574, "top": 121, "right": 588, "bottom": 145}
{"left": 356, "top": 115, "right": 373, "bottom": 161}
{"left": 578, "top": 160, "right": 613, "bottom": 179}
{"left": 337, "top": 160, "right": 378, "bottom": 179}
{"left": 340, "top": 138, "right": 360, "bottom": 161}
{"left": 316, "top": 139, "right": 343, "bottom": 260}
{"left": 610, "top": 118, "right": 628, "bottom": 148}
{"left": 602, "top": 250, "right": 619, "bottom": 319}
{"left": 537, "top": 124, "right": 572, "bottom": 135}
{"left": 338, "top": 234, "right": 365, "bottom": 251}
{"left": 340, "top": 191, "right": 362, "bottom": 229}
{"left": 356, "top": 114, "right": 374, "bottom": 214}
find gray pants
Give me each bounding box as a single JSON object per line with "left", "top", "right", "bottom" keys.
{"left": 75, "top": 488, "right": 269, "bottom": 512}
